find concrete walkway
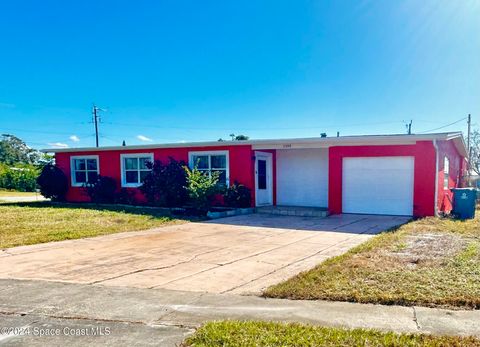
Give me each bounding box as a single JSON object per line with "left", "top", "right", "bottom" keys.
{"left": 0, "top": 279, "right": 479, "bottom": 346}
{"left": 0, "top": 214, "right": 409, "bottom": 294}
{"left": 0, "top": 195, "right": 47, "bottom": 203}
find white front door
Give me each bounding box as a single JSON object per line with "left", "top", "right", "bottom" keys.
{"left": 255, "top": 151, "right": 273, "bottom": 206}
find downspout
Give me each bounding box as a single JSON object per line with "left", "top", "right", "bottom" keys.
{"left": 433, "top": 139, "right": 439, "bottom": 217}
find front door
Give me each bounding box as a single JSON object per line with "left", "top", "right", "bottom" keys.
{"left": 255, "top": 151, "right": 273, "bottom": 206}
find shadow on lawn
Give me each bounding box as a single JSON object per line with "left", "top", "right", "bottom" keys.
{"left": 0, "top": 201, "right": 204, "bottom": 222}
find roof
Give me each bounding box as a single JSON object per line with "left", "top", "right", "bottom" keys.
{"left": 43, "top": 131, "right": 468, "bottom": 157}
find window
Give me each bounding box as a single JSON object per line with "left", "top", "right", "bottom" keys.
{"left": 257, "top": 159, "right": 267, "bottom": 190}
{"left": 71, "top": 156, "right": 99, "bottom": 186}
{"left": 121, "top": 153, "right": 153, "bottom": 187}
{"left": 444, "top": 156, "right": 450, "bottom": 189}
{"left": 189, "top": 151, "right": 229, "bottom": 185}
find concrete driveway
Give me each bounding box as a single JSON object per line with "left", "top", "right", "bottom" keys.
{"left": 0, "top": 214, "right": 409, "bottom": 294}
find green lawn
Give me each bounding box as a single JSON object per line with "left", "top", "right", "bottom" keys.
{"left": 182, "top": 321, "right": 480, "bottom": 347}
{"left": 0, "top": 202, "right": 192, "bottom": 249}
{"left": 264, "top": 211, "right": 480, "bottom": 309}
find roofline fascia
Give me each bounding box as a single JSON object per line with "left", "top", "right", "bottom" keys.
{"left": 42, "top": 132, "right": 465, "bottom": 154}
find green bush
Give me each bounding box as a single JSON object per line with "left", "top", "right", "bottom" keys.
{"left": 114, "top": 188, "right": 137, "bottom": 205}
{"left": 139, "top": 158, "right": 188, "bottom": 207}
{"left": 85, "top": 176, "right": 117, "bottom": 204}
{"left": 184, "top": 166, "right": 222, "bottom": 213}
{"left": 224, "top": 182, "right": 252, "bottom": 208}
{"left": 0, "top": 163, "right": 39, "bottom": 192}
{"left": 37, "top": 164, "right": 68, "bottom": 201}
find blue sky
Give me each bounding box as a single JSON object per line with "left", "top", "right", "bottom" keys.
{"left": 0, "top": 0, "right": 479, "bottom": 149}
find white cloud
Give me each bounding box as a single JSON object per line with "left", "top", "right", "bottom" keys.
{"left": 69, "top": 135, "right": 80, "bottom": 142}
{"left": 48, "top": 142, "right": 69, "bottom": 148}
{"left": 137, "top": 135, "right": 153, "bottom": 142}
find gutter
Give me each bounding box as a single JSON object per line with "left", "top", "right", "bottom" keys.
{"left": 41, "top": 132, "right": 464, "bottom": 153}
{"left": 433, "top": 139, "right": 439, "bottom": 217}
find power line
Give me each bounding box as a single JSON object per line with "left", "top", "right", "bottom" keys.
{"left": 417, "top": 117, "right": 468, "bottom": 134}
{"left": 99, "top": 134, "right": 121, "bottom": 145}
{"left": 102, "top": 120, "right": 404, "bottom": 131}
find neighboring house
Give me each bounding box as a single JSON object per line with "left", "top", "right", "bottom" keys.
{"left": 45, "top": 132, "right": 468, "bottom": 218}
{"left": 466, "top": 171, "right": 480, "bottom": 188}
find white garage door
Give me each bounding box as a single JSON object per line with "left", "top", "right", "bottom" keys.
{"left": 277, "top": 149, "right": 328, "bottom": 207}
{"left": 342, "top": 156, "right": 414, "bottom": 216}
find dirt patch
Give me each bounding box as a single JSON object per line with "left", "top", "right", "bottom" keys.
{"left": 387, "top": 233, "right": 467, "bottom": 268}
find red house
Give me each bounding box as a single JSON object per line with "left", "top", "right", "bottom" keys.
{"left": 46, "top": 132, "right": 468, "bottom": 218}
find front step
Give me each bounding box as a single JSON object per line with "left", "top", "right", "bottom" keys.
{"left": 256, "top": 205, "right": 329, "bottom": 218}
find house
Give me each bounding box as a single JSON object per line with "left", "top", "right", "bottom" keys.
{"left": 45, "top": 132, "right": 468, "bottom": 218}
{"left": 466, "top": 171, "right": 480, "bottom": 188}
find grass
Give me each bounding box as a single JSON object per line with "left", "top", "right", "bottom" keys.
{"left": 182, "top": 320, "right": 480, "bottom": 347}
{"left": 264, "top": 211, "right": 480, "bottom": 309}
{"left": 0, "top": 201, "right": 194, "bottom": 249}
{"left": 0, "top": 189, "right": 39, "bottom": 197}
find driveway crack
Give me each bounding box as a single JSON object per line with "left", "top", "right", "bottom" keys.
{"left": 0, "top": 310, "right": 197, "bottom": 329}
{"left": 150, "top": 233, "right": 327, "bottom": 290}
{"left": 89, "top": 248, "right": 222, "bottom": 285}
{"left": 221, "top": 235, "right": 369, "bottom": 294}
{"left": 412, "top": 306, "right": 421, "bottom": 330}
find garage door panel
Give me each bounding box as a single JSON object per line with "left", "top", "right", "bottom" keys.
{"left": 277, "top": 149, "right": 328, "bottom": 207}
{"left": 342, "top": 157, "right": 414, "bottom": 216}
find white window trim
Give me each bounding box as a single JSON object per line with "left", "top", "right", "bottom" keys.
{"left": 120, "top": 153, "right": 154, "bottom": 188}
{"left": 443, "top": 156, "right": 450, "bottom": 190}
{"left": 70, "top": 155, "right": 100, "bottom": 187}
{"left": 188, "top": 150, "right": 230, "bottom": 185}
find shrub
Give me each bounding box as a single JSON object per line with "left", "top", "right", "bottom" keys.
{"left": 139, "top": 158, "right": 188, "bottom": 207}
{"left": 224, "top": 182, "right": 252, "bottom": 208}
{"left": 0, "top": 163, "right": 39, "bottom": 192}
{"left": 36, "top": 164, "right": 68, "bottom": 201}
{"left": 184, "top": 166, "right": 222, "bottom": 213}
{"left": 115, "top": 188, "right": 137, "bottom": 205}
{"left": 85, "top": 176, "right": 117, "bottom": 203}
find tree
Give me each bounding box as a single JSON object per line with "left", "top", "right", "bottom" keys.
{"left": 0, "top": 134, "right": 41, "bottom": 165}
{"left": 0, "top": 164, "right": 38, "bottom": 192}
{"left": 227, "top": 134, "right": 249, "bottom": 141}
{"left": 234, "top": 134, "right": 249, "bottom": 141}
{"left": 470, "top": 129, "right": 480, "bottom": 175}
{"left": 37, "top": 164, "right": 68, "bottom": 201}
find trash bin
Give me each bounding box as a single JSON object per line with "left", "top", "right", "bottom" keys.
{"left": 451, "top": 188, "right": 477, "bottom": 220}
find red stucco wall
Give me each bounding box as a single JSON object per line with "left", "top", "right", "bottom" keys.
{"left": 56, "top": 145, "right": 255, "bottom": 204}
{"left": 328, "top": 141, "right": 437, "bottom": 217}
{"left": 436, "top": 140, "right": 466, "bottom": 213}
{"left": 56, "top": 139, "right": 465, "bottom": 215}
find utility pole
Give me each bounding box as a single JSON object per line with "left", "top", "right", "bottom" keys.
{"left": 406, "top": 120, "right": 412, "bottom": 135}
{"left": 467, "top": 114, "right": 471, "bottom": 160}
{"left": 467, "top": 114, "right": 471, "bottom": 182}
{"left": 92, "top": 104, "right": 101, "bottom": 147}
